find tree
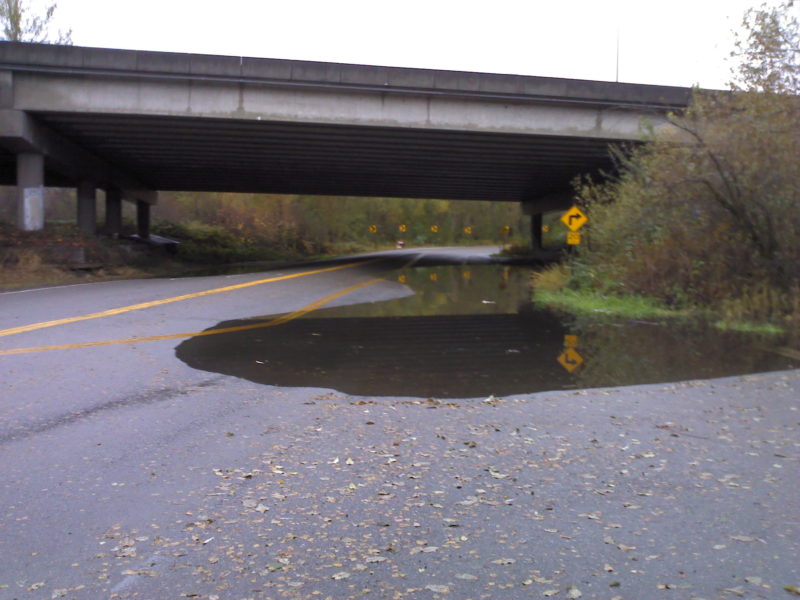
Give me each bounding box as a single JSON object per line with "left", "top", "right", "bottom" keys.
{"left": 570, "top": 0, "right": 800, "bottom": 325}
{"left": 0, "top": 0, "right": 72, "bottom": 44}
{"left": 733, "top": 0, "right": 799, "bottom": 93}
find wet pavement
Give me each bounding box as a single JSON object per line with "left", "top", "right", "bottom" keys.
{"left": 46, "top": 371, "right": 800, "bottom": 600}
{"left": 0, "top": 248, "right": 798, "bottom": 599}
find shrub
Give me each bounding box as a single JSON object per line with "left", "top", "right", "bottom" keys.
{"left": 568, "top": 2, "right": 799, "bottom": 326}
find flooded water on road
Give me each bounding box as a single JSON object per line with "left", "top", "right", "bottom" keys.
{"left": 175, "top": 264, "right": 798, "bottom": 398}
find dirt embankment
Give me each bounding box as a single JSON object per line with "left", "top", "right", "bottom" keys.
{"left": 0, "top": 224, "right": 179, "bottom": 291}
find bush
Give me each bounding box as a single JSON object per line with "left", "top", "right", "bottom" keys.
{"left": 567, "top": 2, "right": 799, "bottom": 327}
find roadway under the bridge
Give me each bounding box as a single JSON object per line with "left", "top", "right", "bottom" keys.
{"left": 0, "top": 42, "right": 692, "bottom": 239}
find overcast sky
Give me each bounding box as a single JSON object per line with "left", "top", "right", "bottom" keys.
{"left": 43, "top": 0, "right": 784, "bottom": 89}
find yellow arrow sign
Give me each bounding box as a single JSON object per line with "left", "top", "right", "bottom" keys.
{"left": 557, "top": 347, "right": 584, "bottom": 373}
{"left": 561, "top": 206, "right": 588, "bottom": 232}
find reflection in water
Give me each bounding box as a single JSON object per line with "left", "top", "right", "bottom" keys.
{"left": 175, "top": 265, "right": 798, "bottom": 398}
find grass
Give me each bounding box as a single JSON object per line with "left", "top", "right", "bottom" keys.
{"left": 535, "top": 287, "right": 791, "bottom": 335}
{"left": 531, "top": 264, "right": 792, "bottom": 336}
{"left": 531, "top": 263, "right": 682, "bottom": 321}
{"left": 533, "top": 288, "right": 682, "bottom": 320}
{"left": 713, "top": 320, "right": 785, "bottom": 336}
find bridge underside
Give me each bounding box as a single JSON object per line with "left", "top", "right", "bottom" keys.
{"left": 0, "top": 112, "right": 619, "bottom": 202}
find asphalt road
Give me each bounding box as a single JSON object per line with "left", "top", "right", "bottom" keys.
{"left": 1, "top": 247, "right": 798, "bottom": 600}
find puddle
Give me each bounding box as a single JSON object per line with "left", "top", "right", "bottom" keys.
{"left": 175, "top": 264, "right": 798, "bottom": 398}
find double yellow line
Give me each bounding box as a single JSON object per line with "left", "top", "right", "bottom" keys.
{"left": 0, "top": 260, "right": 386, "bottom": 356}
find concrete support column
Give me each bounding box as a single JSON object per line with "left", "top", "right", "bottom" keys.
{"left": 531, "top": 213, "right": 544, "bottom": 250}
{"left": 105, "top": 188, "right": 122, "bottom": 238}
{"left": 16, "top": 153, "right": 45, "bottom": 231}
{"left": 77, "top": 182, "right": 97, "bottom": 234}
{"left": 136, "top": 200, "right": 150, "bottom": 239}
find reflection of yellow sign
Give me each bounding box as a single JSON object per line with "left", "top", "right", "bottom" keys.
{"left": 398, "top": 275, "right": 407, "bottom": 283}
{"left": 430, "top": 225, "right": 439, "bottom": 233}
{"left": 558, "top": 348, "right": 584, "bottom": 372}
{"left": 464, "top": 226, "right": 473, "bottom": 235}
{"left": 462, "top": 270, "right": 471, "bottom": 281}
{"left": 369, "top": 224, "right": 378, "bottom": 233}
{"left": 567, "top": 232, "right": 582, "bottom": 245}
{"left": 564, "top": 334, "right": 579, "bottom": 348}
{"left": 561, "top": 206, "right": 588, "bottom": 231}
{"left": 429, "top": 273, "right": 438, "bottom": 282}
{"left": 542, "top": 224, "right": 550, "bottom": 233}
{"left": 501, "top": 225, "right": 511, "bottom": 236}
{"left": 399, "top": 224, "right": 407, "bottom": 233}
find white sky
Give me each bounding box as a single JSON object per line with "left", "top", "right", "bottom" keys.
{"left": 40, "top": 0, "right": 782, "bottom": 89}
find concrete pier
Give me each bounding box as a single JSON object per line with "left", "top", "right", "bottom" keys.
{"left": 77, "top": 182, "right": 96, "bottom": 234}
{"left": 105, "top": 188, "right": 122, "bottom": 238}
{"left": 137, "top": 200, "right": 150, "bottom": 239}
{"left": 16, "top": 152, "right": 44, "bottom": 231}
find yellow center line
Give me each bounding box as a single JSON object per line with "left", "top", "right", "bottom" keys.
{"left": 0, "top": 275, "right": 386, "bottom": 356}
{"left": 0, "top": 259, "right": 373, "bottom": 339}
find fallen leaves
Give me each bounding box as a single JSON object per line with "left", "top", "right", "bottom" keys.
{"left": 784, "top": 585, "right": 800, "bottom": 596}
{"left": 729, "top": 535, "right": 764, "bottom": 543}
{"left": 488, "top": 469, "right": 509, "bottom": 479}
{"left": 566, "top": 585, "right": 583, "bottom": 599}
{"left": 121, "top": 569, "right": 156, "bottom": 577}
{"left": 365, "top": 556, "right": 387, "bottom": 563}
{"left": 111, "top": 537, "right": 137, "bottom": 558}
{"left": 523, "top": 575, "right": 552, "bottom": 585}
{"left": 409, "top": 545, "right": 438, "bottom": 555}
{"left": 56, "top": 370, "right": 794, "bottom": 600}
{"left": 51, "top": 587, "right": 85, "bottom": 599}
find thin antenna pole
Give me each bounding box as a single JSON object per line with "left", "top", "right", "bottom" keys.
{"left": 615, "top": 25, "right": 620, "bottom": 82}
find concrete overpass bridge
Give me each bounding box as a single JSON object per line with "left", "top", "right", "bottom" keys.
{"left": 0, "top": 42, "right": 692, "bottom": 244}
